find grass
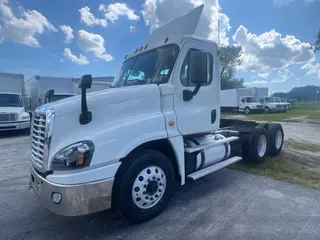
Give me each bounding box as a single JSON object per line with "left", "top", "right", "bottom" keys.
{"left": 229, "top": 152, "right": 320, "bottom": 190}
{"left": 286, "top": 139, "right": 320, "bottom": 152}
{"left": 223, "top": 103, "right": 320, "bottom": 122}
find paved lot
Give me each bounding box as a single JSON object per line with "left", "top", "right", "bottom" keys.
{"left": 1, "top": 130, "right": 320, "bottom": 240}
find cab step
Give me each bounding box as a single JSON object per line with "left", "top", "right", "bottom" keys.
{"left": 187, "top": 156, "right": 242, "bottom": 180}
{"left": 184, "top": 136, "right": 239, "bottom": 153}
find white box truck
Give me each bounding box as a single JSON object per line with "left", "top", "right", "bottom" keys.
{"left": 25, "top": 75, "right": 76, "bottom": 113}
{"left": 73, "top": 76, "right": 114, "bottom": 95}
{"left": 220, "top": 88, "right": 265, "bottom": 114}
{"left": 29, "top": 5, "right": 284, "bottom": 224}
{"left": 0, "top": 72, "right": 30, "bottom": 131}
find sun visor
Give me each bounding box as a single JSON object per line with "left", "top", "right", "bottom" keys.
{"left": 147, "top": 4, "right": 204, "bottom": 44}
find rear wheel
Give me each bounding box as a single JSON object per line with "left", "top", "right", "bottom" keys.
{"left": 113, "top": 150, "right": 175, "bottom": 223}
{"left": 242, "top": 126, "right": 269, "bottom": 164}
{"left": 267, "top": 124, "right": 284, "bottom": 156}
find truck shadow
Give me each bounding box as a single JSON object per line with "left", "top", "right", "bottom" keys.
{"left": 0, "top": 129, "right": 30, "bottom": 139}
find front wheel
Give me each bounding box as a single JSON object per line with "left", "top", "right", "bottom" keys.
{"left": 244, "top": 107, "right": 250, "bottom": 115}
{"left": 113, "top": 150, "right": 175, "bottom": 223}
{"left": 264, "top": 107, "right": 270, "bottom": 113}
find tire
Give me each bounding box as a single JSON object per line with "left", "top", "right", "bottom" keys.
{"left": 113, "top": 149, "right": 175, "bottom": 223}
{"left": 267, "top": 124, "right": 284, "bottom": 156}
{"left": 264, "top": 107, "right": 270, "bottom": 113}
{"left": 244, "top": 107, "right": 250, "bottom": 115}
{"left": 241, "top": 126, "right": 269, "bottom": 164}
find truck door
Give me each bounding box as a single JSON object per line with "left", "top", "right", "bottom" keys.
{"left": 173, "top": 41, "right": 220, "bottom": 135}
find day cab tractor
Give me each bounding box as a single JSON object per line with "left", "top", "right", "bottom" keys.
{"left": 28, "top": 5, "right": 284, "bottom": 223}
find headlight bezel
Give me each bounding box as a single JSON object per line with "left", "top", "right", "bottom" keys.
{"left": 51, "top": 141, "right": 95, "bottom": 171}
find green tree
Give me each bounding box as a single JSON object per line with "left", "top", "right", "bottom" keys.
{"left": 218, "top": 46, "right": 244, "bottom": 90}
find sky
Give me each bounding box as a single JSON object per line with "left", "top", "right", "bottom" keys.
{"left": 0, "top": 0, "right": 319, "bottom": 93}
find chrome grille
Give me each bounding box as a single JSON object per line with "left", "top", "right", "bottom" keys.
{"left": 276, "top": 104, "right": 282, "bottom": 109}
{"left": 31, "top": 114, "right": 46, "bottom": 167}
{"left": 0, "top": 113, "right": 17, "bottom": 122}
{"left": 257, "top": 105, "right": 264, "bottom": 109}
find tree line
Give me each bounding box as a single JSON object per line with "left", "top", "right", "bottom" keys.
{"left": 272, "top": 85, "right": 320, "bottom": 101}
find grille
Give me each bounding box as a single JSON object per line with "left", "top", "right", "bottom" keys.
{"left": 257, "top": 105, "right": 264, "bottom": 109}
{"left": 276, "top": 104, "right": 282, "bottom": 109}
{"left": 31, "top": 114, "right": 46, "bottom": 167}
{"left": 0, "top": 113, "right": 17, "bottom": 122}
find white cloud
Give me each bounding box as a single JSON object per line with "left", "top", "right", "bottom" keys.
{"left": 245, "top": 80, "right": 268, "bottom": 85}
{"left": 141, "top": 0, "right": 231, "bottom": 46}
{"left": 79, "top": 6, "right": 107, "bottom": 28}
{"left": 129, "top": 25, "right": 136, "bottom": 32}
{"left": 0, "top": 0, "right": 57, "bottom": 47}
{"left": 272, "top": 69, "right": 294, "bottom": 83}
{"left": 257, "top": 72, "right": 271, "bottom": 79}
{"left": 233, "top": 25, "right": 314, "bottom": 71}
{"left": 60, "top": 25, "right": 74, "bottom": 43}
{"left": 99, "top": 3, "right": 139, "bottom": 23}
{"left": 63, "top": 48, "right": 89, "bottom": 65}
{"left": 301, "top": 61, "right": 320, "bottom": 80}
{"left": 77, "top": 30, "right": 113, "bottom": 62}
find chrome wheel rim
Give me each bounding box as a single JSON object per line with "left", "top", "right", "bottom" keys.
{"left": 257, "top": 135, "right": 267, "bottom": 157}
{"left": 245, "top": 109, "right": 250, "bottom": 114}
{"left": 275, "top": 130, "right": 283, "bottom": 149}
{"left": 132, "top": 166, "right": 166, "bottom": 209}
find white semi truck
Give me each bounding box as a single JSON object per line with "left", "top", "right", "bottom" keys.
{"left": 220, "top": 88, "right": 267, "bottom": 114}
{"left": 25, "top": 75, "right": 75, "bottom": 113}
{"left": 28, "top": 5, "right": 284, "bottom": 223}
{"left": 0, "top": 72, "right": 30, "bottom": 131}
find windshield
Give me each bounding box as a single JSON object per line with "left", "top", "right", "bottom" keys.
{"left": 246, "top": 97, "right": 258, "bottom": 103}
{"left": 274, "top": 97, "right": 281, "bottom": 103}
{"left": 111, "top": 44, "right": 179, "bottom": 88}
{"left": 265, "top": 97, "right": 275, "bottom": 103}
{"left": 281, "top": 98, "right": 287, "bottom": 102}
{"left": 0, "top": 94, "right": 23, "bottom": 107}
{"left": 49, "top": 94, "right": 74, "bottom": 102}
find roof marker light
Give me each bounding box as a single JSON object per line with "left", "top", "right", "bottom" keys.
{"left": 135, "top": 48, "right": 138, "bottom": 53}
{"left": 139, "top": 46, "right": 143, "bottom": 52}
{"left": 145, "top": 44, "right": 148, "bottom": 50}
{"left": 165, "top": 37, "right": 169, "bottom": 43}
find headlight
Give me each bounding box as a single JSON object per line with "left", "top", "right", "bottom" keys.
{"left": 21, "top": 114, "right": 30, "bottom": 120}
{"left": 270, "top": 105, "right": 276, "bottom": 108}
{"left": 52, "top": 141, "right": 94, "bottom": 170}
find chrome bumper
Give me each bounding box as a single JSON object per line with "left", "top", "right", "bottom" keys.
{"left": 29, "top": 165, "right": 114, "bottom": 216}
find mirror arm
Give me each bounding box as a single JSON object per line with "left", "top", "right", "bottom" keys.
{"left": 79, "top": 88, "right": 92, "bottom": 125}
{"left": 183, "top": 84, "right": 201, "bottom": 101}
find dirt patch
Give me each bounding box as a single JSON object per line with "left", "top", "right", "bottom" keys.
{"left": 283, "top": 116, "right": 320, "bottom": 125}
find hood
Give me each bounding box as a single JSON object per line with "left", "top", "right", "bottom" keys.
{"left": 0, "top": 107, "right": 25, "bottom": 114}
{"left": 48, "top": 85, "right": 160, "bottom": 117}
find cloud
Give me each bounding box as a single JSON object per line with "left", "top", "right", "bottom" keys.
{"left": 129, "top": 25, "right": 136, "bottom": 32}
{"left": 63, "top": 48, "right": 89, "bottom": 65}
{"left": 301, "top": 61, "right": 320, "bottom": 80}
{"left": 79, "top": 6, "right": 107, "bottom": 28}
{"left": 257, "top": 72, "right": 271, "bottom": 79}
{"left": 245, "top": 80, "right": 268, "bottom": 85}
{"left": 60, "top": 25, "right": 74, "bottom": 43}
{"left": 0, "top": 0, "right": 57, "bottom": 47}
{"left": 77, "top": 30, "right": 113, "bottom": 62}
{"left": 233, "top": 25, "right": 314, "bottom": 71}
{"left": 99, "top": 3, "right": 139, "bottom": 23}
{"left": 272, "top": 69, "right": 294, "bottom": 83}
{"left": 141, "top": 0, "right": 231, "bottom": 46}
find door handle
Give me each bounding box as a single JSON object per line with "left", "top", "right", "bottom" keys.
{"left": 211, "top": 109, "right": 216, "bottom": 124}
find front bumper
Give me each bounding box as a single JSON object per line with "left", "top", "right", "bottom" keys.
{"left": 251, "top": 108, "right": 264, "bottom": 113}
{"left": 0, "top": 120, "right": 30, "bottom": 131}
{"left": 29, "top": 164, "right": 114, "bottom": 216}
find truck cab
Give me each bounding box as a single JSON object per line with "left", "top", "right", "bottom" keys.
{"left": 274, "top": 97, "right": 287, "bottom": 112}
{"left": 0, "top": 92, "right": 30, "bottom": 131}
{"left": 239, "top": 96, "right": 264, "bottom": 114}
{"left": 28, "top": 5, "right": 284, "bottom": 223}
{"left": 259, "top": 96, "right": 283, "bottom": 113}
{"left": 281, "top": 98, "right": 291, "bottom": 110}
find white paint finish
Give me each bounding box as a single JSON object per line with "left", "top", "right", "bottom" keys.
{"left": 159, "top": 84, "right": 180, "bottom": 137}
{"left": 173, "top": 39, "right": 220, "bottom": 135}
{"left": 47, "top": 162, "right": 121, "bottom": 185}
{"left": 0, "top": 72, "right": 25, "bottom": 94}
{"left": 168, "top": 136, "right": 185, "bottom": 185}
{"left": 48, "top": 84, "right": 167, "bottom": 173}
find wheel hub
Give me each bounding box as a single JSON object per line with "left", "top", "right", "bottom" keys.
{"left": 146, "top": 181, "right": 158, "bottom": 195}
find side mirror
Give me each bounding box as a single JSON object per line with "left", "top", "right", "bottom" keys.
{"left": 189, "top": 51, "right": 208, "bottom": 85}
{"left": 79, "top": 74, "right": 92, "bottom": 89}
{"left": 44, "top": 90, "right": 54, "bottom": 103}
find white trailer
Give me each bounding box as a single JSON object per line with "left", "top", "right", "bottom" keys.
{"left": 220, "top": 88, "right": 266, "bottom": 114}
{"left": 73, "top": 76, "right": 114, "bottom": 95}
{"left": 29, "top": 5, "right": 284, "bottom": 224}
{"left": 25, "top": 75, "right": 75, "bottom": 112}
{"left": 0, "top": 72, "right": 30, "bottom": 131}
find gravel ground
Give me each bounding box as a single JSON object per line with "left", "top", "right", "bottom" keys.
{"left": 0, "top": 128, "right": 320, "bottom": 240}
